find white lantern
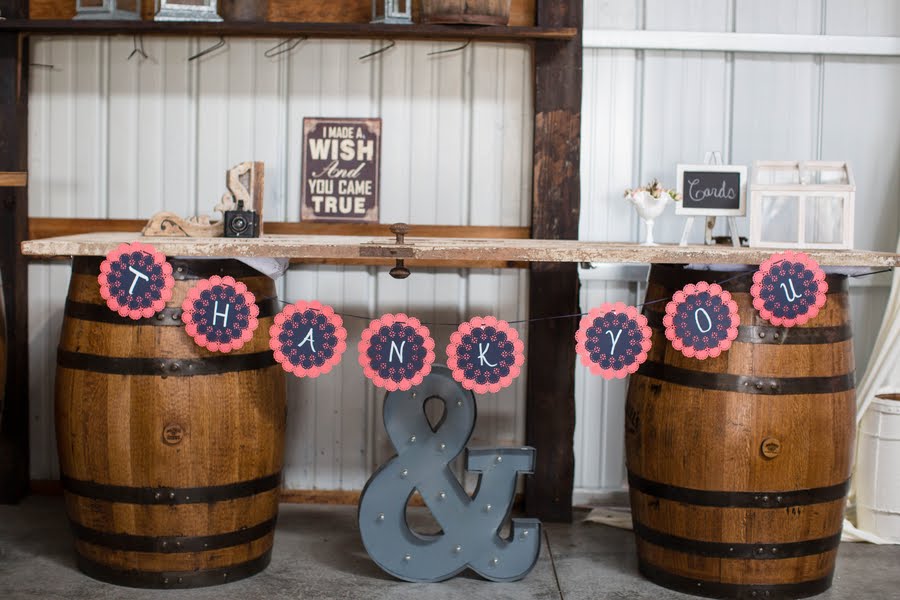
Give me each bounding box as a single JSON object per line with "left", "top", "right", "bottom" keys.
{"left": 155, "top": 0, "right": 222, "bottom": 22}
{"left": 371, "top": 0, "right": 412, "bottom": 24}
{"left": 749, "top": 161, "right": 855, "bottom": 250}
{"left": 74, "top": 0, "right": 139, "bottom": 20}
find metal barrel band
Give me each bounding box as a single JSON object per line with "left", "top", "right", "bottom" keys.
{"left": 64, "top": 297, "right": 280, "bottom": 326}
{"left": 642, "top": 311, "right": 852, "bottom": 345}
{"left": 647, "top": 263, "right": 848, "bottom": 295}
{"left": 638, "top": 560, "right": 833, "bottom": 600}
{"left": 633, "top": 521, "right": 841, "bottom": 560}
{"left": 635, "top": 361, "right": 855, "bottom": 395}
{"left": 56, "top": 349, "right": 278, "bottom": 376}
{"left": 73, "top": 256, "right": 267, "bottom": 280}
{"left": 61, "top": 471, "right": 281, "bottom": 505}
{"left": 70, "top": 517, "right": 276, "bottom": 553}
{"left": 76, "top": 549, "right": 272, "bottom": 589}
{"left": 628, "top": 471, "right": 850, "bottom": 508}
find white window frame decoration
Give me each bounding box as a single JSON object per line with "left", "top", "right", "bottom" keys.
{"left": 155, "top": 0, "right": 222, "bottom": 22}
{"left": 371, "top": 0, "right": 412, "bottom": 24}
{"left": 74, "top": 0, "right": 140, "bottom": 20}
{"left": 749, "top": 161, "right": 855, "bottom": 250}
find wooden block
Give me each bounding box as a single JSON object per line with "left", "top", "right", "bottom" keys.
{"left": 0, "top": 172, "right": 27, "bottom": 187}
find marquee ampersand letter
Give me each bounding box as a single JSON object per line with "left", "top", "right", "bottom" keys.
{"left": 358, "top": 365, "right": 541, "bottom": 583}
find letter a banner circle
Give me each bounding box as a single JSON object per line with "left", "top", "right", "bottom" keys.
{"left": 359, "top": 313, "right": 435, "bottom": 391}
{"left": 575, "top": 303, "right": 651, "bottom": 379}
{"left": 751, "top": 251, "right": 828, "bottom": 327}
{"left": 446, "top": 316, "right": 525, "bottom": 394}
{"left": 270, "top": 301, "right": 347, "bottom": 377}
{"left": 181, "top": 276, "right": 259, "bottom": 353}
{"left": 664, "top": 282, "right": 739, "bottom": 360}
{"left": 98, "top": 242, "right": 175, "bottom": 320}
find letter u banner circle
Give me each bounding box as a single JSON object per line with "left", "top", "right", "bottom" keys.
{"left": 750, "top": 251, "right": 828, "bottom": 327}
{"left": 358, "top": 365, "right": 540, "bottom": 582}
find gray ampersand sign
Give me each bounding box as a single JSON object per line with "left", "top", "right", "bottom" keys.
{"left": 358, "top": 365, "right": 541, "bottom": 582}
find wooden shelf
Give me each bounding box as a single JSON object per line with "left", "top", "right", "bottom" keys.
{"left": 21, "top": 232, "right": 900, "bottom": 268}
{"left": 0, "top": 20, "right": 577, "bottom": 42}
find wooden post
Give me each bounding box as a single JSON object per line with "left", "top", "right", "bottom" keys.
{"left": 0, "top": 0, "right": 30, "bottom": 503}
{"left": 525, "top": 0, "right": 582, "bottom": 522}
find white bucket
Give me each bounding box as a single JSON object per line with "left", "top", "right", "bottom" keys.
{"left": 856, "top": 393, "right": 900, "bottom": 542}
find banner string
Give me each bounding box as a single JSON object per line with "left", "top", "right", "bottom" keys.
{"left": 271, "top": 264, "right": 893, "bottom": 328}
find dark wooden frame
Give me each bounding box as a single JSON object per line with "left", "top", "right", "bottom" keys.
{"left": 0, "top": 0, "right": 584, "bottom": 520}
{"left": 0, "top": 0, "right": 30, "bottom": 503}
{"left": 526, "top": 0, "right": 582, "bottom": 522}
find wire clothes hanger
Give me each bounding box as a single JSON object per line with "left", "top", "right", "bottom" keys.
{"left": 188, "top": 36, "right": 226, "bottom": 62}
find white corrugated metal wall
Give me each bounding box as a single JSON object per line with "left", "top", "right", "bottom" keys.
{"left": 575, "top": 0, "right": 900, "bottom": 502}
{"left": 27, "top": 1, "right": 900, "bottom": 502}
{"left": 27, "top": 38, "right": 532, "bottom": 489}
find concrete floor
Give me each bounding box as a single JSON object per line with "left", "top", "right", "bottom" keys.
{"left": 1, "top": 497, "right": 898, "bottom": 599}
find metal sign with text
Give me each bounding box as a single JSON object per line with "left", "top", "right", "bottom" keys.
{"left": 301, "top": 117, "right": 381, "bottom": 223}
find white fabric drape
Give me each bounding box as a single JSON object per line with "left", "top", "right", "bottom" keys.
{"left": 843, "top": 233, "right": 900, "bottom": 544}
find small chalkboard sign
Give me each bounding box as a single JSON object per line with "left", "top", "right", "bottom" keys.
{"left": 676, "top": 164, "right": 747, "bottom": 216}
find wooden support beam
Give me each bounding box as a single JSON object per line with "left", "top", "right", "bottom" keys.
{"left": 525, "top": 0, "right": 582, "bottom": 522}
{"left": 0, "top": 172, "right": 27, "bottom": 187}
{"left": 0, "top": 1, "right": 30, "bottom": 504}
{"left": 27, "top": 217, "right": 530, "bottom": 241}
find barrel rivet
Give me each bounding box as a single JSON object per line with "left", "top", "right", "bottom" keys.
{"left": 408, "top": 435, "right": 416, "bottom": 444}
{"left": 754, "top": 382, "right": 764, "bottom": 390}
{"left": 169, "top": 492, "right": 176, "bottom": 500}
{"left": 761, "top": 438, "right": 782, "bottom": 459}
{"left": 762, "top": 496, "right": 769, "bottom": 503}
{"left": 400, "top": 468, "right": 408, "bottom": 479}
{"left": 776, "top": 496, "right": 783, "bottom": 503}
{"left": 175, "top": 541, "right": 182, "bottom": 548}
{"left": 163, "top": 578, "right": 169, "bottom": 585}
{"left": 377, "top": 513, "right": 385, "bottom": 522}
{"left": 758, "top": 331, "right": 765, "bottom": 338}
{"left": 161, "top": 541, "right": 168, "bottom": 548}
{"left": 403, "top": 553, "right": 412, "bottom": 562}
{"left": 177, "top": 577, "right": 183, "bottom": 584}
{"left": 154, "top": 492, "right": 162, "bottom": 500}
{"left": 156, "top": 313, "right": 165, "bottom": 320}
{"left": 176, "top": 266, "right": 184, "bottom": 273}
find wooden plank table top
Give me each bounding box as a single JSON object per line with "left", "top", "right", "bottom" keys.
{"left": 21, "top": 232, "right": 899, "bottom": 268}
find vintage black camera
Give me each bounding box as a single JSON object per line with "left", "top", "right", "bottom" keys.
{"left": 224, "top": 200, "right": 260, "bottom": 238}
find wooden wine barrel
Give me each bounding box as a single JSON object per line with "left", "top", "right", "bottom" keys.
{"left": 626, "top": 264, "right": 854, "bottom": 599}
{"left": 56, "top": 256, "right": 286, "bottom": 589}
{"left": 421, "top": 0, "right": 511, "bottom": 25}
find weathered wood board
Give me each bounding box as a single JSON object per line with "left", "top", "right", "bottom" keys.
{"left": 21, "top": 232, "right": 900, "bottom": 268}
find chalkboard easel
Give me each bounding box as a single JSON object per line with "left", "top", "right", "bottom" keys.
{"left": 676, "top": 154, "right": 746, "bottom": 248}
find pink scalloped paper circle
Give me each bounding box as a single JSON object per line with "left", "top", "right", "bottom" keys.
{"left": 750, "top": 251, "right": 828, "bottom": 327}
{"left": 446, "top": 316, "right": 525, "bottom": 394}
{"left": 662, "top": 282, "right": 740, "bottom": 360}
{"left": 97, "top": 242, "right": 174, "bottom": 320}
{"left": 180, "top": 276, "right": 259, "bottom": 353}
{"left": 575, "top": 302, "right": 652, "bottom": 380}
{"left": 269, "top": 301, "right": 347, "bottom": 378}
{"left": 357, "top": 313, "right": 435, "bottom": 391}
